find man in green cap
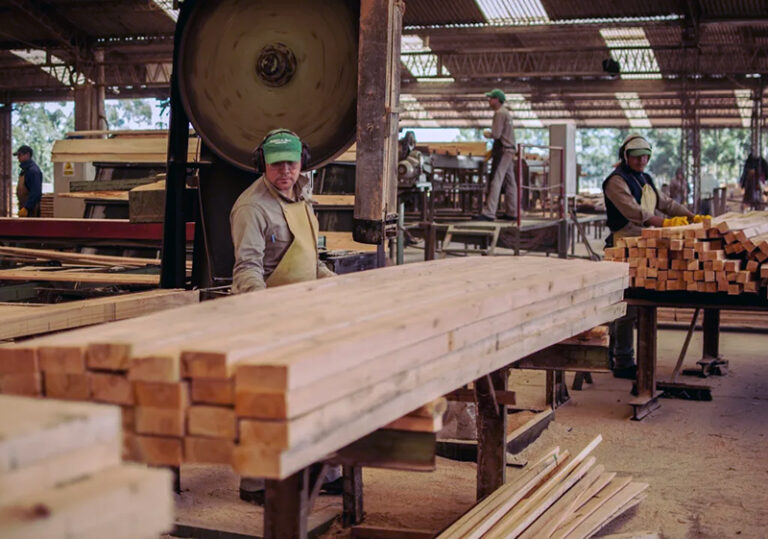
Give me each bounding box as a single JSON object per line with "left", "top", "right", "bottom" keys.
{"left": 230, "top": 129, "right": 339, "bottom": 503}
{"left": 230, "top": 129, "right": 335, "bottom": 293}
{"left": 473, "top": 88, "right": 517, "bottom": 221}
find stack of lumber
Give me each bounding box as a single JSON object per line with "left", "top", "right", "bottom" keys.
{"left": 0, "top": 395, "right": 173, "bottom": 538}
{"left": 0, "top": 245, "right": 163, "bottom": 267}
{"left": 603, "top": 211, "right": 768, "bottom": 296}
{"left": 0, "top": 257, "right": 628, "bottom": 478}
{"left": 0, "top": 289, "right": 199, "bottom": 340}
{"left": 438, "top": 436, "right": 648, "bottom": 539}
{"left": 561, "top": 325, "right": 609, "bottom": 347}
{"left": 40, "top": 193, "right": 55, "bottom": 218}
{"left": 658, "top": 307, "right": 768, "bottom": 331}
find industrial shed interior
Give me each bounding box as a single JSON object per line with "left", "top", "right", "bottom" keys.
{"left": 0, "top": 1, "right": 766, "bottom": 538}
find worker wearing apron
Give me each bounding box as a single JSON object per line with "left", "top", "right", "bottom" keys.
{"left": 603, "top": 134, "right": 694, "bottom": 379}
{"left": 13, "top": 145, "right": 42, "bottom": 218}
{"left": 230, "top": 129, "right": 338, "bottom": 503}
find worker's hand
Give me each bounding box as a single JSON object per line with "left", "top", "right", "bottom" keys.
{"left": 483, "top": 129, "right": 492, "bottom": 139}
{"left": 662, "top": 216, "right": 689, "bottom": 227}
{"left": 18, "top": 208, "right": 28, "bottom": 218}
{"left": 693, "top": 214, "right": 712, "bottom": 224}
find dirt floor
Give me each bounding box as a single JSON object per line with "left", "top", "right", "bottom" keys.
{"left": 171, "top": 327, "right": 767, "bottom": 538}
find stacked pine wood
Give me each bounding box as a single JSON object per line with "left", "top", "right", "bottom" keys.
{"left": 438, "top": 436, "right": 647, "bottom": 539}
{"left": 0, "top": 257, "right": 628, "bottom": 479}
{"left": 603, "top": 212, "right": 768, "bottom": 296}
{"left": 39, "top": 194, "right": 55, "bottom": 218}
{"left": 0, "top": 289, "right": 199, "bottom": 340}
{"left": 0, "top": 395, "right": 173, "bottom": 538}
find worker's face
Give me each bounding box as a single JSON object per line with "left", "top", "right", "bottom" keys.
{"left": 16, "top": 152, "right": 30, "bottom": 163}
{"left": 265, "top": 160, "right": 301, "bottom": 194}
{"left": 626, "top": 153, "right": 649, "bottom": 173}
{"left": 488, "top": 97, "right": 501, "bottom": 110}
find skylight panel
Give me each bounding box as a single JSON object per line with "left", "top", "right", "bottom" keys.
{"left": 615, "top": 92, "right": 652, "bottom": 128}
{"left": 600, "top": 27, "right": 661, "bottom": 80}
{"left": 474, "top": 0, "right": 550, "bottom": 25}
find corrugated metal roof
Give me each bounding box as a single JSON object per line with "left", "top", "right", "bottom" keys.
{"left": 538, "top": 0, "right": 681, "bottom": 21}
{"left": 403, "top": 0, "right": 486, "bottom": 26}
{"left": 699, "top": 0, "right": 768, "bottom": 19}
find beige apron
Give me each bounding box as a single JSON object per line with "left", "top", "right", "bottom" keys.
{"left": 265, "top": 190, "right": 320, "bottom": 288}
{"left": 614, "top": 182, "right": 657, "bottom": 241}
{"left": 16, "top": 173, "right": 40, "bottom": 217}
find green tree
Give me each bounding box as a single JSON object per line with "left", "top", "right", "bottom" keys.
{"left": 104, "top": 99, "right": 154, "bottom": 130}
{"left": 12, "top": 102, "right": 74, "bottom": 186}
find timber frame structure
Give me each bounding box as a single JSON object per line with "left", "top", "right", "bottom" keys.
{"left": 0, "top": 0, "right": 767, "bottom": 215}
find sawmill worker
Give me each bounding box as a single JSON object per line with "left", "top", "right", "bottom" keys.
{"left": 472, "top": 88, "right": 518, "bottom": 222}
{"left": 13, "top": 145, "right": 42, "bottom": 218}
{"left": 603, "top": 133, "right": 694, "bottom": 379}
{"left": 230, "top": 129, "right": 335, "bottom": 293}
{"left": 230, "top": 129, "right": 340, "bottom": 503}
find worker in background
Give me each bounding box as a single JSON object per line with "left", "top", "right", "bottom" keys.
{"left": 603, "top": 134, "right": 695, "bottom": 379}
{"left": 740, "top": 153, "right": 767, "bottom": 211}
{"left": 669, "top": 167, "right": 685, "bottom": 203}
{"left": 229, "top": 129, "right": 339, "bottom": 503}
{"left": 13, "top": 145, "right": 42, "bottom": 218}
{"left": 472, "top": 88, "right": 517, "bottom": 222}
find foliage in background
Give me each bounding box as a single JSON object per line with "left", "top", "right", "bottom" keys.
{"left": 11, "top": 102, "right": 74, "bottom": 184}
{"left": 12, "top": 99, "right": 169, "bottom": 188}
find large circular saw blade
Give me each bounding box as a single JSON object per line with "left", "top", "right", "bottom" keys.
{"left": 178, "top": 0, "right": 358, "bottom": 171}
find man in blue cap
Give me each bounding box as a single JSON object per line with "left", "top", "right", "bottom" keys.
{"left": 473, "top": 88, "right": 518, "bottom": 222}
{"left": 13, "top": 145, "right": 42, "bottom": 218}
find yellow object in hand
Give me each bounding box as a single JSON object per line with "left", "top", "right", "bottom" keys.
{"left": 662, "top": 216, "right": 689, "bottom": 227}
{"left": 693, "top": 214, "right": 712, "bottom": 224}
{"left": 18, "top": 208, "right": 28, "bottom": 217}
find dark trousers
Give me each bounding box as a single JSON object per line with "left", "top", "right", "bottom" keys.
{"left": 611, "top": 305, "right": 636, "bottom": 369}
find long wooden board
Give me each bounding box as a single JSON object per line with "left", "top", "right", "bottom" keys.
{"left": 0, "top": 269, "right": 159, "bottom": 285}
{"left": 0, "top": 289, "right": 198, "bottom": 340}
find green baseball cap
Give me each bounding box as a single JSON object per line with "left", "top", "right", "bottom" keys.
{"left": 263, "top": 131, "right": 302, "bottom": 164}
{"left": 485, "top": 88, "right": 506, "bottom": 103}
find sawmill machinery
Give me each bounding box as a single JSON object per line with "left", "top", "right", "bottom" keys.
{"left": 161, "top": 0, "right": 402, "bottom": 288}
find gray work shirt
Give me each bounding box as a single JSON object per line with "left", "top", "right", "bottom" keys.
{"left": 230, "top": 174, "right": 334, "bottom": 293}
{"left": 491, "top": 106, "right": 516, "bottom": 151}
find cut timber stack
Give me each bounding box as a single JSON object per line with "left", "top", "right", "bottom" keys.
{"left": 0, "top": 395, "right": 173, "bottom": 538}
{"left": 438, "top": 436, "right": 647, "bottom": 539}
{"left": 0, "top": 257, "right": 628, "bottom": 478}
{"left": 0, "top": 289, "right": 199, "bottom": 340}
{"left": 604, "top": 211, "right": 768, "bottom": 297}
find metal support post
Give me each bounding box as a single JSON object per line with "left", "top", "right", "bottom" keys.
{"left": 0, "top": 103, "right": 11, "bottom": 217}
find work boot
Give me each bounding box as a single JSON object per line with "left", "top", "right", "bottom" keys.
{"left": 497, "top": 214, "right": 517, "bottom": 221}
{"left": 239, "top": 477, "right": 265, "bottom": 506}
{"left": 471, "top": 214, "right": 495, "bottom": 222}
{"left": 612, "top": 364, "right": 637, "bottom": 380}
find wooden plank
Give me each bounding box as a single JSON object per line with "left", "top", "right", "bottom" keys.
{"left": 0, "top": 395, "right": 120, "bottom": 476}
{"left": 0, "top": 289, "right": 198, "bottom": 341}
{"left": 135, "top": 406, "right": 185, "bottom": 437}
{"left": 0, "top": 246, "right": 162, "bottom": 267}
{"left": 183, "top": 437, "right": 234, "bottom": 465}
{"left": 0, "top": 269, "right": 159, "bottom": 285}
{"left": 44, "top": 373, "right": 92, "bottom": 400}
{"left": 90, "top": 373, "right": 133, "bottom": 405}
{"left": 190, "top": 378, "right": 234, "bottom": 405}
{"left": 187, "top": 405, "right": 237, "bottom": 440}
{"left": 133, "top": 435, "right": 182, "bottom": 466}
{"left": 233, "top": 303, "right": 624, "bottom": 479}
{"left": 0, "top": 463, "right": 174, "bottom": 539}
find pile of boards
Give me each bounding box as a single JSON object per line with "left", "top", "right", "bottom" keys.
{"left": 0, "top": 289, "right": 198, "bottom": 341}
{"left": 438, "top": 435, "right": 647, "bottom": 539}
{"left": 0, "top": 257, "right": 628, "bottom": 479}
{"left": 0, "top": 395, "right": 173, "bottom": 538}
{"left": 604, "top": 211, "right": 768, "bottom": 296}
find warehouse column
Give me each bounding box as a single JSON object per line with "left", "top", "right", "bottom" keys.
{"left": 0, "top": 103, "right": 11, "bottom": 217}
{"left": 354, "top": 0, "right": 402, "bottom": 246}
{"left": 74, "top": 51, "right": 106, "bottom": 131}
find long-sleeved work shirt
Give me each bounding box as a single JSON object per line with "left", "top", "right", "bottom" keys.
{"left": 490, "top": 106, "right": 516, "bottom": 150}
{"left": 230, "top": 174, "right": 335, "bottom": 293}
{"left": 18, "top": 159, "right": 42, "bottom": 211}
{"left": 604, "top": 174, "right": 691, "bottom": 237}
